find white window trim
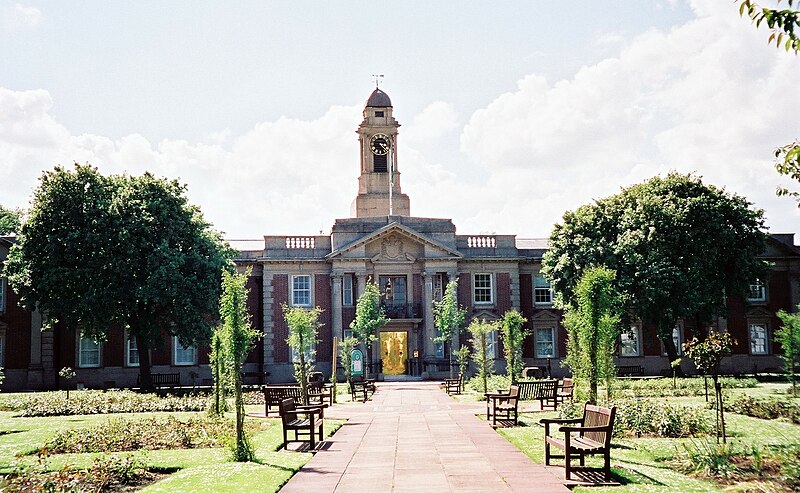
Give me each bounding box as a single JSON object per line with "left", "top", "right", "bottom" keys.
{"left": 533, "top": 275, "right": 553, "bottom": 306}
{"left": 749, "top": 323, "right": 769, "bottom": 355}
{"left": 487, "top": 329, "right": 498, "bottom": 359}
{"left": 534, "top": 326, "right": 556, "bottom": 358}
{"left": 0, "top": 277, "right": 6, "bottom": 314}
{"left": 342, "top": 274, "right": 354, "bottom": 306}
{"left": 125, "top": 332, "right": 140, "bottom": 367}
{"left": 620, "top": 325, "right": 641, "bottom": 357}
{"left": 173, "top": 336, "right": 197, "bottom": 366}
{"left": 291, "top": 274, "right": 312, "bottom": 307}
{"left": 473, "top": 273, "right": 494, "bottom": 305}
{"left": 747, "top": 280, "right": 767, "bottom": 302}
{"left": 291, "top": 345, "right": 316, "bottom": 364}
{"left": 78, "top": 335, "right": 101, "bottom": 368}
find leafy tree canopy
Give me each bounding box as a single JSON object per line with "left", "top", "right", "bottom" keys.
{"left": 541, "top": 173, "right": 769, "bottom": 361}
{"left": 0, "top": 205, "right": 23, "bottom": 235}
{"left": 3, "top": 164, "right": 233, "bottom": 388}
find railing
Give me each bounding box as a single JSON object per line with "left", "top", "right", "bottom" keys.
{"left": 467, "top": 236, "right": 496, "bottom": 248}
{"left": 285, "top": 237, "right": 315, "bottom": 249}
{"left": 380, "top": 302, "right": 422, "bottom": 319}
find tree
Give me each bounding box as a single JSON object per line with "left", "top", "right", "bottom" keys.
{"left": 776, "top": 306, "right": 800, "bottom": 396}
{"left": 0, "top": 205, "right": 22, "bottom": 235}
{"left": 454, "top": 344, "right": 470, "bottom": 391}
{"left": 683, "top": 332, "right": 736, "bottom": 443}
{"left": 736, "top": 2, "right": 800, "bottom": 204}
{"left": 284, "top": 304, "right": 322, "bottom": 405}
{"left": 209, "top": 329, "right": 229, "bottom": 416}
{"left": 467, "top": 318, "right": 498, "bottom": 395}
{"left": 217, "top": 269, "right": 259, "bottom": 461}
{"left": 433, "top": 279, "right": 467, "bottom": 378}
{"left": 562, "top": 267, "right": 620, "bottom": 404}
{"left": 542, "top": 173, "right": 769, "bottom": 365}
{"left": 349, "top": 279, "right": 388, "bottom": 378}
{"left": 3, "top": 164, "right": 233, "bottom": 390}
{"left": 338, "top": 336, "right": 357, "bottom": 387}
{"left": 500, "top": 309, "right": 528, "bottom": 383}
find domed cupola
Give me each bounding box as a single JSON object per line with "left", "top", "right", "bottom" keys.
{"left": 366, "top": 88, "right": 392, "bottom": 107}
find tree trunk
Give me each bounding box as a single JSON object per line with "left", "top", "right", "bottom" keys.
{"left": 659, "top": 322, "right": 684, "bottom": 376}
{"left": 136, "top": 334, "right": 154, "bottom": 391}
{"left": 235, "top": 368, "right": 246, "bottom": 459}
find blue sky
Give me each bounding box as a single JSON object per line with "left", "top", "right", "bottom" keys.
{"left": 2, "top": 0, "right": 799, "bottom": 240}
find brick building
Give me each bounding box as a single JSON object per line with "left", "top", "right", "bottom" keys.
{"left": 1, "top": 87, "right": 799, "bottom": 390}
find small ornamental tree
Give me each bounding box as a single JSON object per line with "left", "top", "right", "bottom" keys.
{"left": 208, "top": 329, "right": 229, "bottom": 416}
{"left": 468, "top": 319, "right": 498, "bottom": 395}
{"left": 500, "top": 309, "right": 528, "bottom": 383}
{"left": 562, "top": 267, "right": 620, "bottom": 404}
{"left": 59, "top": 367, "right": 76, "bottom": 399}
{"left": 433, "top": 279, "right": 467, "bottom": 378}
{"left": 683, "top": 331, "right": 736, "bottom": 443}
{"left": 284, "top": 305, "right": 323, "bottom": 405}
{"left": 338, "top": 336, "right": 357, "bottom": 387}
{"left": 218, "top": 269, "right": 260, "bottom": 461}
{"left": 349, "top": 280, "right": 388, "bottom": 378}
{"left": 776, "top": 306, "right": 800, "bottom": 396}
{"left": 454, "top": 344, "right": 470, "bottom": 390}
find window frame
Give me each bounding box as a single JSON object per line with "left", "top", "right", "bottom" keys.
{"left": 747, "top": 280, "right": 767, "bottom": 303}
{"left": 173, "top": 336, "right": 197, "bottom": 366}
{"left": 78, "top": 334, "right": 101, "bottom": 368}
{"left": 473, "top": 273, "right": 493, "bottom": 305}
{"left": 534, "top": 327, "right": 555, "bottom": 358}
{"left": 342, "top": 274, "right": 354, "bottom": 306}
{"left": 749, "top": 323, "right": 769, "bottom": 355}
{"left": 291, "top": 274, "right": 312, "bottom": 307}
{"left": 620, "top": 325, "right": 641, "bottom": 357}
{"left": 487, "top": 328, "right": 498, "bottom": 359}
{"left": 125, "top": 332, "right": 140, "bottom": 367}
{"left": 533, "top": 275, "right": 553, "bottom": 306}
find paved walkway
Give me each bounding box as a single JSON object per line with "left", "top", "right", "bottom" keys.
{"left": 279, "top": 381, "right": 569, "bottom": 493}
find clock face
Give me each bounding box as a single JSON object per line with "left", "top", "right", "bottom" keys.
{"left": 370, "top": 134, "right": 390, "bottom": 156}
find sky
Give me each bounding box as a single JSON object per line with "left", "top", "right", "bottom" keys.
{"left": 1, "top": 0, "right": 799, "bottom": 241}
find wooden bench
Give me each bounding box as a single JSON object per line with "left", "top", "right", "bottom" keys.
{"left": 444, "top": 376, "right": 462, "bottom": 395}
{"left": 349, "top": 376, "right": 375, "bottom": 402}
{"left": 308, "top": 378, "right": 334, "bottom": 406}
{"left": 617, "top": 365, "right": 644, "bottom": 377}
{"left": 517, "top": 379, "right": 558, "bottom": 410}
{"left": 485, "top": 384, "right": 520, "bottom": 427}
{"left": 557, "top": 378, "right": 574, "bottom": 404}
{"left": 278, "top": 398, "right": 325, "bottom": 450}
{"left": 540, "top": 403, "right": 617, "bottom": 480}
{"left": 263, "top": 385, "right": 302, "bottom": 416}
{"left": 137, "top": 372, "right": 180, "bottom": 388}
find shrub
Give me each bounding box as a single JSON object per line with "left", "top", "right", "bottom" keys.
{"left": 0, "top": 390, "right": 209, "bottom": 417}
{"left": 675, "top": 438, "right": 739, "bottom": 478}
{"left": 723, "top": 395, "right": 800, "bottom": 424}
{"left": 44, "top": 415, "right": 244, "bottom": 453}
{"left": 614, "top": 377, "right": 757, "bottom": 398}
{"left": 467, "top": 374, "right": 510, "bottom": 395}
{"left": 613, "top": 399, "right": 711, "bottom": 438}
{"left": 3, "top": 452, "right": 151, "bottom": 492}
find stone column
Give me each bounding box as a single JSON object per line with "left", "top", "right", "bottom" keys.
{"left": 356, "top": 274, "right": 367, "bottom": 298}
{"left": 448, "top": 269, "right": 461, "bottom": 356}
{"left": 331, "top": 274, "right": 343, "bottom": 342}
{"left": 423, "top": 271, "right": 435, "bottom": 357}
{"left": 262, "top": 273, "right": 275, "bottom": 364}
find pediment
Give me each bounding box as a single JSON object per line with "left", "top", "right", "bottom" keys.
{"left": 530, "top": 310, "right": 560, "bottom": 322}
{"left": 745, "top": 306, "right": 772, "bottom": 319}
{"left": 472, "top": 309, "right": 501, "bottom": 321}
{"left": 326, "top": 222, "right": 462, "bottom": 261}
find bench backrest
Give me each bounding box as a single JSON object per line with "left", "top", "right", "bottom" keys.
{"left": 518, "top": 379, "right": 558, "bottom": 400}
{"left": 264, "top": 386, "right": 303, "bottom": 403}
{"left": 279, "top": 398, "right": 298, "bottom": 424}
{"left": 581, "top": 404, "right": 616, "bottom": 447}
{"left": 560, "top": 378, "right": 574, "bottom": 393}
{"left": 508, "top": 384, "right": 520, "bottom": 399}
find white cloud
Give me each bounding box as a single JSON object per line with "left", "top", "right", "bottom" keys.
{"left": 3, "top": 3, "right": 42, "bottom": 31}
{"left": 403, "top": 102, "right": 460, "bottom": 144}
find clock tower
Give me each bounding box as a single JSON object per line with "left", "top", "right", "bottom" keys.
{"left": 352, "top": 87, "right": 411, "bottom": 217}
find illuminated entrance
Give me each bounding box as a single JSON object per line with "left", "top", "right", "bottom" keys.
{"left": 380, "top": 331, "right": 407, "bottom": 375}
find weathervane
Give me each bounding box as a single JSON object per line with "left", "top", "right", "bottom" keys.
{"left": 372, "top": 74, "right": 384, "bottom": 88}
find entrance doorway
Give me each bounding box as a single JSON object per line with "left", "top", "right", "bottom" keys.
{"left": 380, "top": 331, "right": 407, "bottom": 375}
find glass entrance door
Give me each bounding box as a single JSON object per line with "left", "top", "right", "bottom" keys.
{"left": 380, "top": 331, "right": 407, "bottom": 375}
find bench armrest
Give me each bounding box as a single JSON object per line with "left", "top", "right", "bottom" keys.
{"left": 558, "top": 424, "right": 612, "bottom": 433}
{"left": 539, "top": 417, "right": 582, "bottom": 425}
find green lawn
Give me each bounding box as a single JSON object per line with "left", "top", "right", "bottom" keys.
{"left": 0, "top": 403, "right": 343, "bottom": 492}
{"left": 492, "top": 382, "right": 800, "bottom": 493}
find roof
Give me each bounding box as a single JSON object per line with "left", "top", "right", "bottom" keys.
{"left": 515, "top": 238, "right": 549, "bottom": 249}
{"left": 366, "top": 88, "right": 392, "bottom": 107}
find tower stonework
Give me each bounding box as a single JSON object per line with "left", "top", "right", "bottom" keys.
{"left": 352, "top": 88, "right": 411, "bottom": 217}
